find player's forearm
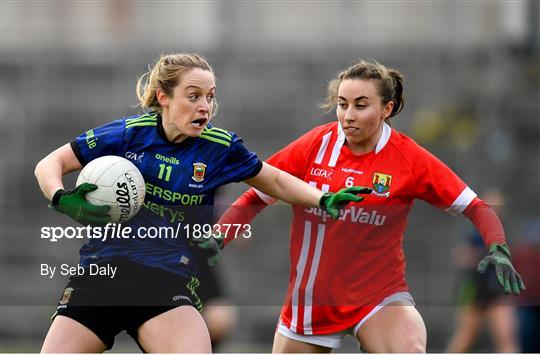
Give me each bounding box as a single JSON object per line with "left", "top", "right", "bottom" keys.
{"left": 35, "top": 155, "right": 66, "bottom": 201}
{"left": 35, "top": 143, "right": 82, "bottom": 200}
{"left": 217, "top": 189, "right": 268, "bottom": 246}
{"left": 246, "top": 162, "right": 322, "bottom": 207}
{"left": 463, "top": 198, "right": 506, "bottom": 247}
{"left": 274, "top": 170, "right": 323, "bottom": 206}
{"left": 467, "top": 198, "right": 525, "bottom": 295}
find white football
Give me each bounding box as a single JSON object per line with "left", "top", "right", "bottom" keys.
{"left": 76, "top": 155, "right": 146, "bottom": 223}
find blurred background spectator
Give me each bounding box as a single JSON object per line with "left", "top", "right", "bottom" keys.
{"left": 513, "top": 218, "right": 540, "bottom": 353}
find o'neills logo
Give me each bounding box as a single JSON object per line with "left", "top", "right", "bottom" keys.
{"left": 155, "top": 153, "right": 180, "bottom": 165}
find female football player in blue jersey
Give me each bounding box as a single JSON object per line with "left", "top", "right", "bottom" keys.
{"left": 34, "top": 52, "right": 370, "bottom": 353}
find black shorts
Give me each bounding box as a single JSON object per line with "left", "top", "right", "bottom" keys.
{"left": 51, "top": 260, "right": 202, "bottom": 350}
{"left": 196, "top": 258, "right": 226, "bottom": 303}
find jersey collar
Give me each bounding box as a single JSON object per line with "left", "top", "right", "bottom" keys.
{"left": 375, "top": 122, "right": 392, "bottom": 154}
{"left": 337, "top": 121, "right": 392, "bottom": 156}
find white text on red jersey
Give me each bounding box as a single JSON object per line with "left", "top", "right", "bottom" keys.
{"left": 304, "top": 206, "right": 387, "bottom": 225}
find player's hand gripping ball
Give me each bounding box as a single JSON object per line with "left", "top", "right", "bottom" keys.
{"left": 51, "top": 183, "right": 112, "bottom": 226}
{"left": 50, "top": 155, "right": 146, "bottom": 225}
{"left": 73, "top": 156, "right": 146, "bottom": 224}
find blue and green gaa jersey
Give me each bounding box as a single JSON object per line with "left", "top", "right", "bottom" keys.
{"left": 71, "top": 113, "right": 262, "bottom": 277}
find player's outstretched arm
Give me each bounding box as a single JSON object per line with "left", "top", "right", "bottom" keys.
{"left": 245, "top": 162, "right": 372, "bottom": 219}
{"left": 194, "top": 163, "right": 372, "bottom": 265}
{"left": 193, "top": 163, "right": 372, "bottom": 265}
{"left": 35, "top": 143, "right": 110, "bottom": 225}
{"left": 463, "top": 199, "right": 526, "bottom": 295}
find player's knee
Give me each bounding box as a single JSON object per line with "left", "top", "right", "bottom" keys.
{"left": 386, "top": 331, "right": 426, "bottom": 353}
{"left": 398, "top": 337, "right": 426, "bottom": 353}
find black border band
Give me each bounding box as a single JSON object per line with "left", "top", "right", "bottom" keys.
{"left": 51, "top": 189, "right": 65, "bottom": 207}
{"left": 244, "top": 159, "right": 264, "bottom": 180}
{"left": 70, "top": 141, "right": 87, "bottom": 166}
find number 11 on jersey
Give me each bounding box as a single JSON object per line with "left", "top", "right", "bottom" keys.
{"left": 158, "top": 164, "right": 172, "bottom": 181}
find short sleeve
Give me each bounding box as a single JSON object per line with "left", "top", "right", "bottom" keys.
{"left": 220, "top": 136, "right": 263, "bottom": 184}
{"left": 70, "top": 119, "right": 126, "bottom": 166}
{"left": 413, "top": 145, "right": 477, "bottom": 215}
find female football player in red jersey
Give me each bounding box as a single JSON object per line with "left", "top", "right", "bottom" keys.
{"left": 207, "top": 60, "right": 526, "bottom": 353}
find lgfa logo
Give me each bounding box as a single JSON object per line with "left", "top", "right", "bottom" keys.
{"left": 372, "top": 172, "right": 392, "bottom": 197}
{"left": 125, "top": 151, "right": 145, "bottom": 163}
{"left": 310, "top": 167, "right": 333, "bottom": 179}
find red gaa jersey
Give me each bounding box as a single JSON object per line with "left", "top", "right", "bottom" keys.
{"left": 255, "top": 122, "right": 477, "bottom": 335}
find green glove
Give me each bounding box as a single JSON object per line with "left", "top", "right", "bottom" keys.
{"left": 319, "top": 186, "right": 372, "bottom": 219}
{"left": 477, "top": 243, "right": 526, "bottom": 295}
{"left": 50, "top": 183, "right": 111, "bottom": 226}
{"left": 189, "top": 232, "right": 224, "bottom": 266}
